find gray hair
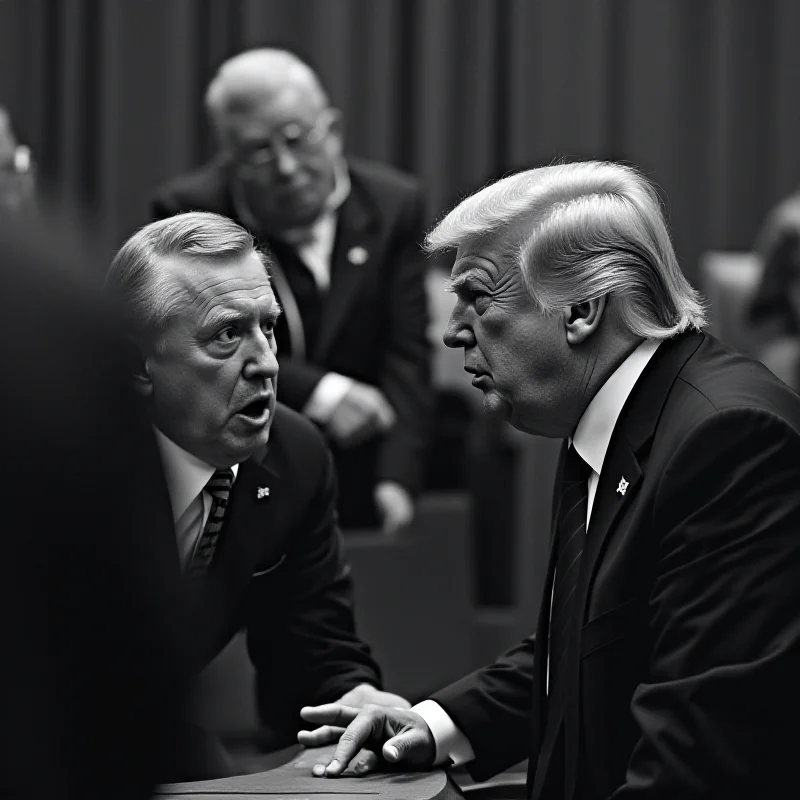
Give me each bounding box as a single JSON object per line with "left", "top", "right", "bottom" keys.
{"left": 426, "top": 160, "right": 707, "bottom": 339}
{"left": 205, "top": 49, "right": 328, "bottom": 137}
{"left": 105, "top": 211, "right": 264, "bottom": 351}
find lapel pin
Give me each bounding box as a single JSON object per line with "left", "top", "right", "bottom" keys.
{"left": 256, "top": 486, "right": 270, "bottom": 500}
{"left": 616, "top": 477, "right": 629, "bottom": 496}
{"left": 347, "top": 245, "right": 368, "bottom": 265}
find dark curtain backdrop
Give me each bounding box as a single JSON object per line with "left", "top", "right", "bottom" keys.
{"left": 1, "top": 0, "right": 800, "bottom": 278}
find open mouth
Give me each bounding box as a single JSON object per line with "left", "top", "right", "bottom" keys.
{"left": 237, "top": 398, "right": 270, "bottom": 421}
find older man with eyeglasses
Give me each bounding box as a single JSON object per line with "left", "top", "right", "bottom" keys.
{"left": 151, "top": 49, "right": 433, "bottom": 535}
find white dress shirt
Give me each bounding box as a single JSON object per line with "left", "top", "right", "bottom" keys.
{"left": 154, "top": 429, "right": 240, "bottom": 570}
{"left": 414, "top": 338, "right": 662, "bottom": 767}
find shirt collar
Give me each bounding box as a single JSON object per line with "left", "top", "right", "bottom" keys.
{"left": 571, "top": 338, "right": 661, "bottom": 475}
{"left": 153, "top": 428, "right": 239, "bottom": 523}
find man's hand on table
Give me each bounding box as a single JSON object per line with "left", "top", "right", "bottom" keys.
{"left": 298, "top": 704, "right": 436, "bottom": 777}
{"left": 297, "top": 684, "right": 410, "bottom": 752}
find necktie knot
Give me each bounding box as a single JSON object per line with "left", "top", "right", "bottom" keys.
{"left": 562, "top": 445, "right": 591, "bottom": 487}
{"left": 190, "top": 469, "right": 234, "bottom": 573}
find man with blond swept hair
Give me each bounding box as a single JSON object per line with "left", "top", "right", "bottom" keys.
{"left": 300, "top": 161, "right": 800, "bottom": 799}
{"left": 105, "top": 211, "right": 407, "bottom": 781}
{"left": 151, "top": 48, "right": 432, "bottom": 534}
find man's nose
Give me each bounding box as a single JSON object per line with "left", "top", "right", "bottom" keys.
{"left": 443, "top": 308, "right": 474, "bottom": 349}
{"left": 273, "top": 143, "right": 300, "bottom": 177}
{"left": 244, "top": 332, "right": 279, "bottom": 380}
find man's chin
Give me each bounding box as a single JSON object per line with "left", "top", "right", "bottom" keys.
{"left": 272, "top": 192, "right": 325, "bottom": 227}
{"left": 482, "top": 391, "right": 512, "bottom": 420}
{"left": 228, "top": 420, "right": 273, "bottom": 456}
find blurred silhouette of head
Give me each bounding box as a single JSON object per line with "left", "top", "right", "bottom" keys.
{"left": 0, "top": 209, "right": 186, "bottom": 799}
{"left": 0, "top": 106, "right": 16, "bottom": 164}
{"left": 205, "top": 49, "right": 344, "bottom": 236}
{"left": 0, "top": 106, "right": 35, "bottom": 211}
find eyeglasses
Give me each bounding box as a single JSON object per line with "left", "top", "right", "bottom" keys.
{"left": 231, "top": 109, "right": 335, "bottom": 175}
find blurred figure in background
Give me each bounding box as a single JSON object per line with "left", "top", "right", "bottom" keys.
{"left": 748, "top": 186, "right": 800, "bottom": 388}
{"left": 0, "top": 105, "right": 36, "bottom": 212}
{"left": 0, "top": 209, "right": 187, "bottom": 798}
{"left": 151, "top": 48, "right": 433, "bottom": 533}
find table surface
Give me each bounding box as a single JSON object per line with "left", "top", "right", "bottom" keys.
{"left": 154, "top": 744, "right": 464, "bottom": 800}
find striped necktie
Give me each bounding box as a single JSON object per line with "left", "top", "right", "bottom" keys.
{"left": 189, "top": 468, "right": 234, "bottom": 572}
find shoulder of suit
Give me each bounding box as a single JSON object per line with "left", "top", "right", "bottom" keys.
{"left": 348, "top": 156, "right": 422, "bottom": 199}
{"left": 272, "top": 401, "right": 329, "bottom": 454}
{"left": 672, "top": 332, "right": 800, "bottom": 427}
{"left": 152, "top": 160, "right": 228, "bottom": 210}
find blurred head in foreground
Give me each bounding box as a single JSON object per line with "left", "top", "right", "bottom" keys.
{"left": 0, "top": 207, "right": 186, "bottom": 799}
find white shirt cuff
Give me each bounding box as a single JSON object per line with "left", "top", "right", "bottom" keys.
{"left": 413, "top": 699, "right": 475, "bottom": 767}
{"left": 302, "top": 373, "right": 354, "bottom": 423}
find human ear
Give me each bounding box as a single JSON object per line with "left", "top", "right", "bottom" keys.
{"left": 563, "top": 296, "right": 607, "bottom": 345}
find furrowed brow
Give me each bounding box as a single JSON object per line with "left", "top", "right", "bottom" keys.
{"left": 444, "top": 267, "right": 492, "bottom": 293}
{"left": 264, "top": 303, "right": 283, "bottom": 322}
{"left": 205, "top": 309, "right": 247, "bottom": 328}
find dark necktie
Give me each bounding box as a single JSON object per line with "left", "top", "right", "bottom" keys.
{"left": 189, "top": 468, "right": 234, "bottom": 573}
{"left": 548, "top": 446, "right": 591, "bottom": 697}
{"left": 268, "top": 240, "right": 324, "bottom": 358}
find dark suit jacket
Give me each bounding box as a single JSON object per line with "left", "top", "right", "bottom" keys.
{"left": 1, "top": 213, "right": 188, "bottom": 799}
{"left": 151, "top": 157, "right": 433, "bottom": 528}
{"left": 431, "top": 331, "right": 800, "bottom": 799}
{"left": 174, "top": 402, "right": 381, "bottom": 764}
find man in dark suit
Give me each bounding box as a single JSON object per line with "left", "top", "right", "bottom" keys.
{"left": 151, "top": 48, "right": 432, "bottom": 532}
{"left": 1, "top": 209, "right": 188, "bottom": 799}
{"left": 300, "top": 161, "right": 800, "bottom": 798}
{"left": 104, "top": 211, "right": 408, "bottom": 781}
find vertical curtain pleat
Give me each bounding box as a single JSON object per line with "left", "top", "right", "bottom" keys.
{"left": 1, "top": 0, "right": 799, "bottom": 276}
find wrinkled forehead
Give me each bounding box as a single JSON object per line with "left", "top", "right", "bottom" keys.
{"left": 450, "top": 224, "right": 530, "bottom": 282}
{"left": 164, "top": 252, "right": 275, "bottom": 316}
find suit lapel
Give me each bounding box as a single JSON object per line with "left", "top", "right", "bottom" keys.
{"left": 314, "top": 179, "right": 381, "bottom": 362}
{"left": 575, "top": 330, "right": 705, "bottom": 612}
{"left": 560, "top": 330, "right": 705, "bottom": 798}
{"left": 184, "top": 447, "right": 282, "bottom": 670}
{"left": 202, "top": 161, "right": 240, "bottom": 221}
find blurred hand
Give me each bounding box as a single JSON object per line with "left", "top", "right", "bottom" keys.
{"left": 297, "top": 684, "right": 410, "bottom": 750}
{"left": 326, "top": 382, "right": 396, "bottom": 448}
{"left": 298, "top": 704, "right": 435, "bottom": 778}
{"left": 374, "top": 481, "right": 415, "bottom": 535}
